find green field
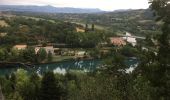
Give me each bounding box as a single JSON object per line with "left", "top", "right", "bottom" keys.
{"left": 52, "top": 55, "right": 75, "bottom": 62}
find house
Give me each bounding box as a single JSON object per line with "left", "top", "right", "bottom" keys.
{"left": 76, "top": 27, "right": 85, "bottom": 32}
{"left": 75, "top": 51, "right": 86, "bottom": 58}
{"left": 35, "top": 46, "right": 55, "bottom": 55}
{"left": 110, "top": 37, "right": 126, "bottom": 46}
{"left": 127, "top": 37, "right": 137, "bottom": 46}
{"left": 13, "top": 45, "right": 27, "bottom": 50}
{"left": 123, "top": 32, "right": 137, "bottom": 46}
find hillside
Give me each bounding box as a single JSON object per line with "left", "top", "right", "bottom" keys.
{"left": 75, "top": 9, "right": 160, "bottom": 36}
{"left": 52, "top": 9, "right": 160, "bottom": 36}
{"left": 6, "top": 9, "right": 161, "bottom": 36}
{"left": 0, "top": 9, "right": 161, "bottom": 36}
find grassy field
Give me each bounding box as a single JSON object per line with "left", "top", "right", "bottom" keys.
{"left": 52, "top": 55, "right": 75, "bottom": 62}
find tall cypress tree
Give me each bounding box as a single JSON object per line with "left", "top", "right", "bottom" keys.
{"left": 91, "top": 24, "right": 95, "bottom": 31}
{"left": 85, "top": 23, "right": 88, "bottom": 32}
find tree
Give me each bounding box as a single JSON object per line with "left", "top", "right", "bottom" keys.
{"left": 121, "top": 46, "right": 139, "bottom": 57}
{"left": 47, "top": 51, "right": 53, "bottom": 62}
{"left": 85, "top": 23, "right": 88, "bottom": 32}
{"left": 22, "top": 47, "right": 36, "bottom": 63}
{"left": 101, "top": 53, "right": 129, "bottom": 99}
{"left": 149, "top": 0, "right": 170, "bottom": 64}
{"left": 28, "top": 73, "right": 41, "bottom": 100}
{"left": 0, "top": 49, "right": 5, "bottom": 61}
{"left": 129, "top": 75, "right": 153, "bottom": 100}
{"left": 103, "top": 53, "right": 127, "bottom": 76}
{"left": 91, "top": 24, "right": 95, "bottom": 31}
{"left": 139, "top": 0, "right": 170, "bottom": 99}
{"left": 40, "top": 72, "right": 61, "bottom": 100}
{"left": 66, "top": 32, "right": 80, "bottom": 47}
{"left": 10, "top": 73, "right": 16, "bottom": 91}
{"left": 37, "top": 48, "right": 47, "bottom": 62}
{"left": 15, "top": 69, "right": 30, "bottom": 100}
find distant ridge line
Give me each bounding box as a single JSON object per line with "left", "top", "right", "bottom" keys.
{"left": 0, "top": 5, "right": 105, "bottom": 13}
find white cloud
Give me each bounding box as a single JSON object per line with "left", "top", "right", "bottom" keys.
{"left": 0, "top": 0, "right": 149, "bottom": 11}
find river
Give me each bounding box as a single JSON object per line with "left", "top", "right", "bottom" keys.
{"left": 0, "top": 58, "right": 138, "bottom": 75}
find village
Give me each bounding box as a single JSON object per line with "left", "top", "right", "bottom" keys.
{"left": 12, "top": 31, "right": 142, "bottom": 62}
{"left": 0, "top": 15, "right": 147, "bottom": 63}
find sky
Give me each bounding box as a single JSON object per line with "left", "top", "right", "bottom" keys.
{"left": 0, "top": 0, "right": 149, "bottom": 11}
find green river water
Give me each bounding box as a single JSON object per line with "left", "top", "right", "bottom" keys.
{"left": 0, "top": 58, "right": 138, "bottom": 75}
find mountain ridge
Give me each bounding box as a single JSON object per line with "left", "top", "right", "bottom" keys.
{"left": 0, "top": 5, "right": 104, "bottom": 13}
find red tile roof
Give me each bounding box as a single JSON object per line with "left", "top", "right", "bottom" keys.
{"left": 110, "top": 37, "right": 126, "bottom": 46}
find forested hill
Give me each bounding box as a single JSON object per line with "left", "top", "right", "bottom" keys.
{"left": 56, "top": 9, "right": 160, "bottom": 36}
{"left": 10, "top": 9, "right": 160, "bottom": 36}
{"left": 0, "top": 5, "right": 103, "bottom": 13}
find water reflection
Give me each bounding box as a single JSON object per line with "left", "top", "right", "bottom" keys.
{"left": 0, "top": 58, "right": 138, "bottom": 75}
{"left": 32, "top": 59, "right": 101, "bottom": 75}
{"left": 53, "top": 68, "right": 66, "bottom": 75}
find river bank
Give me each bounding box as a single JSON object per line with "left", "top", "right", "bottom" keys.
{"left": 0, "top": 55, "right": 95, "bottom": 68}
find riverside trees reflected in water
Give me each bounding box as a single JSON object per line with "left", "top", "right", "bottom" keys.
{"left": 0, "top": 58, "right": 138, "bottom": 75}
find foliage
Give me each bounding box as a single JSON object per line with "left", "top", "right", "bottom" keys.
{"left": 134, "top": 0, "right": 170, "bottom": 99}
{"left": 66, "top": 32, "right": 104, "bottom": 48}
{"left": 37, "top": 48, "right": 47, "bottom": 62}
{"left": 120, "top": 45, "right": 139, "bottom": 57}
{"left": 22, "top": 47, "right": 36, "bottom": 63}
{"left": 40, "top": 72, "right": 63, "bottom": 100}
{"left": 47, "top": 51, "right": 53, "bottom": 62}
{"left": 0, "top": 49, "right": 6, "bottom": 61}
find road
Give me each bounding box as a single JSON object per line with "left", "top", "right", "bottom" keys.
{"left": 118, "top": 34, "right": 146, "bottom": 39}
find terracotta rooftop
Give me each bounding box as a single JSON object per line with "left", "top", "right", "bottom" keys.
{"left": 110, "top": 37, "right": 126, "bottom": 46}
